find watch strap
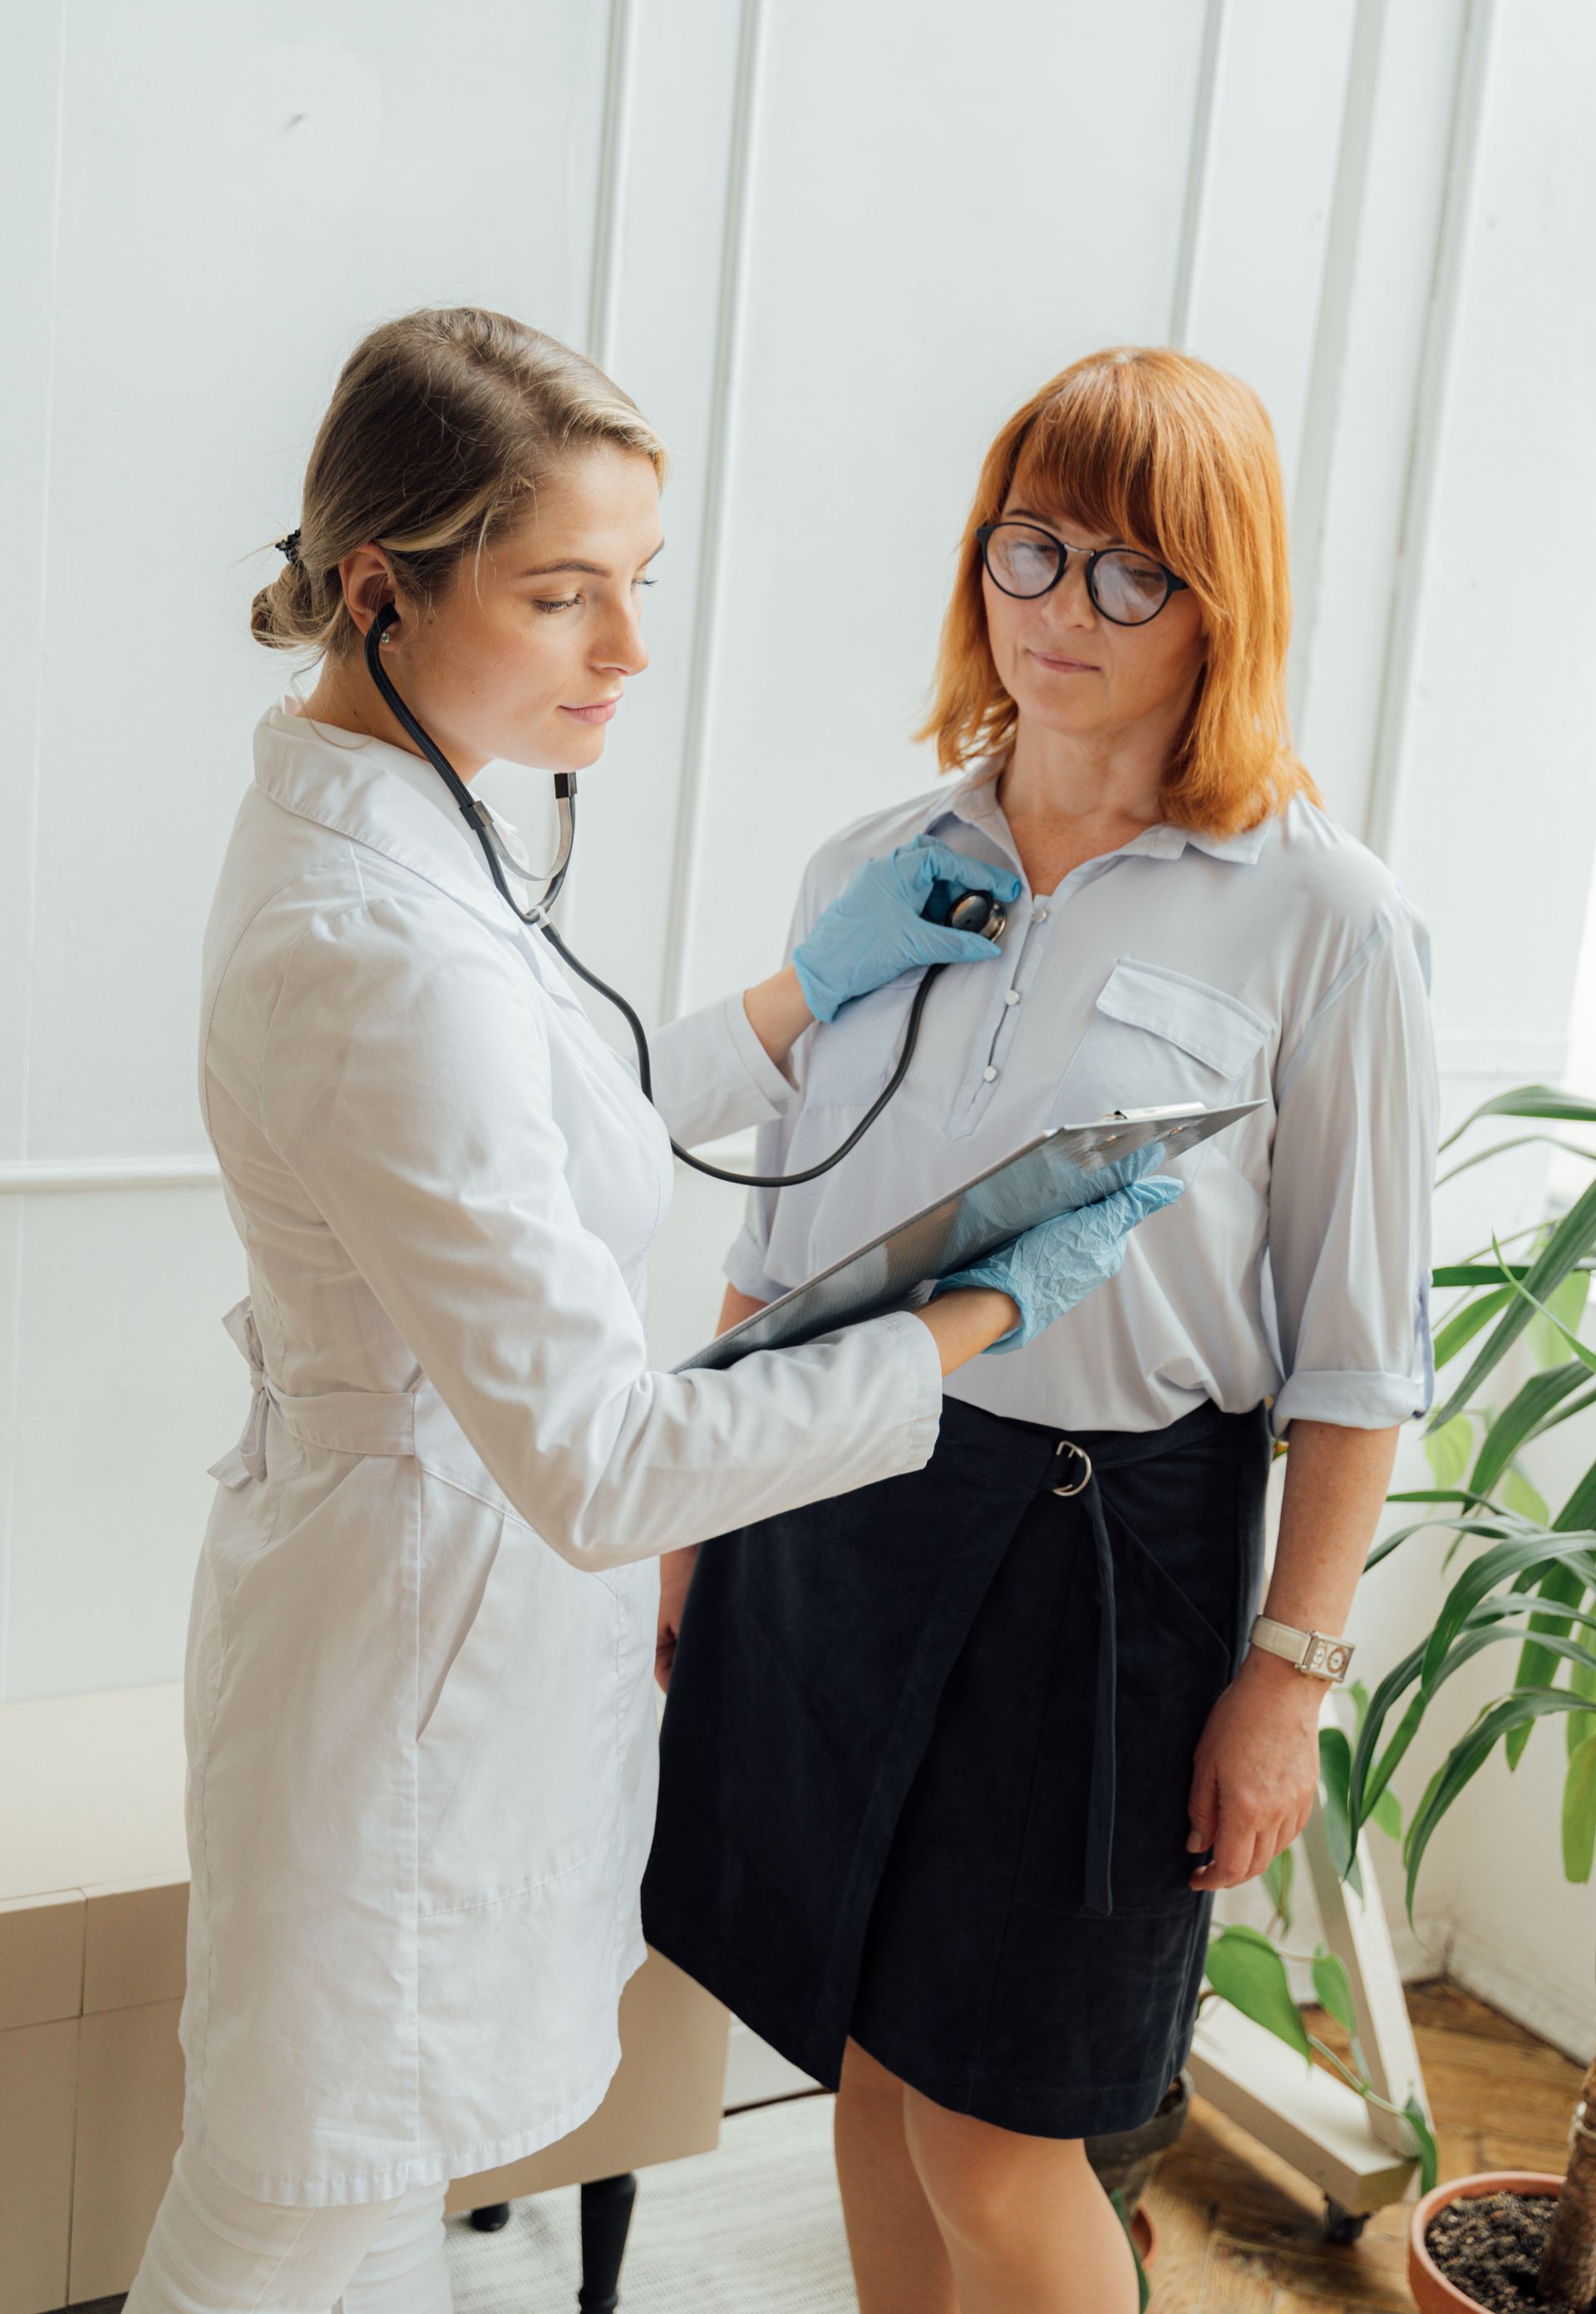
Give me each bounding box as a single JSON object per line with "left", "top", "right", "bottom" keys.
{"left": 1249, "top": 1613, "right": 1354, "bottom": 1682}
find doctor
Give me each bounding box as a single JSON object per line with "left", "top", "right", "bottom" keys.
{"left": 123, "top": 306, "right": 1180, "bottom": 2314}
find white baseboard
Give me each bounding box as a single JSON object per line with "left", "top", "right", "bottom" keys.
{"left": 1441, "top": 1928, "right": 1596, "bottom": 2065}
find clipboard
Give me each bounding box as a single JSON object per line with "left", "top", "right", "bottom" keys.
{"left": 673, "top": 1099, "right": 1264, "bottom": 1373}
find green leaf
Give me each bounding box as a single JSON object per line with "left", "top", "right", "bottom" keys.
{"left": 1431, "top": 1286, "right": 1515, "bottom": 1370}
{"left": 1420, "top": 1531, "right": 1596, "bottom": 1695}
{"left": 1262, "top": 1844, "right": 1294, "bottom": 1932}
{"left": 1530, "top": 1269, "right": 1591, "bottom": 1371}
{"left": 1563, "top": 1737, "right": 1596, "bottom": 1882}
{"left": 1500, "top": 1466, "right": 1551, "bottom": 1525}
{"left": 1494, "top": 1247, "right": 1596, "bottom": 1379}
{"left": 1438, "top": 1134, "right": 1596, "bottom": 1189}
{"left": 1204, "top": 1925, "right": 1313, "bottom": 2059}
{"left": 1438, "top": 1084, "right": 1596, "bottom": 1156}
{"left": 1558, "top": 1455, "right": 1596, "bottom": 1535}
{"left": 1318, "top": 1726, "right": 1363, "bottom": 1893}
{"left": 1568, "top": 1652, "right": 1596, "bottom": 1760}
{"left": 1372, "top": 1785, "right": 1403, "bottom": 1839}
{"left": 1469, "top": 1364, "right": 1589, "bottom": 1495}
{"left": 1540, "top": 1382, "right": 1596, "bottom": 1439}
{"left": 1311, "top": 1945, "right": 1358, "bottom": 2034}
{"left": 1404, "top": 2097, "right": 1441, "bottom": 2194}
{"left": 1506, "top": 1563, "right": 1587, "bottom": 1768}
{"left": 1404, "top": 1690, "right": 1592, "bottom": 1917}
{"left": 1425, "top": 1416, "right": 1475, "bottom": 1491}
{"left": 1429, "top": 1175, "right": 1596, "bottom": 1428}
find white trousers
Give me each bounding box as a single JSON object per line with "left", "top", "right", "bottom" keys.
{"left": 123, "top": 2139, "right": 453, "bottom": 2314}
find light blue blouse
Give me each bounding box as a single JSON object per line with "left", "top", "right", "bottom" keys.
{"left": 725, "top": 761, "right": 1439, "bottom": 1438}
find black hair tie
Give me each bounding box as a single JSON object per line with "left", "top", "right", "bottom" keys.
{"left": 274, "top": 527, "right": 303, "bottom": 566}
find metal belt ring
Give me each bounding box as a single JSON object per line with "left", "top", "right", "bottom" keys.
{"left": 1052, "top": 1440, "right": 1094, "bottom": 1498}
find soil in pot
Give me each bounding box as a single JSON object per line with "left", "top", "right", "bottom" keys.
{"left": 1424, "top": 2190, "right": 1584, "bottom": 2312}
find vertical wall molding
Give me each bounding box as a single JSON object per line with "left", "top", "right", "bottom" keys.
{"left": 1287, "top": 0, "right": 1387, "bottom": 739}
{"left": 1168, "top": 0, "right": 1229, "bottom": 348}
{"left": 1362, "top": 0, "right": 1500, "bottom": 859}
{"left": 1, "top": 2, "right": 68, "bottom": 1701}
{"left": 658, "top": 0, "right": 767, "bottom": 1023}
{"left": 585, "top": 0, "right": 635, "bottom": 374}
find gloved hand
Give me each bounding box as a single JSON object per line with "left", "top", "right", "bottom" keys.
{"left": 929, "top": 1149, "right": 1185, "bottom": 1352}
{"left": 791, "top": 836, "right": 1023, "bottom": 1024}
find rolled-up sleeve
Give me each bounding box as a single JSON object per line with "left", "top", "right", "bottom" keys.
{"left": 1267, "top": 899, "right": 1438, "bottom": 1436}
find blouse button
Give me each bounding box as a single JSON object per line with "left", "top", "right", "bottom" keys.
{"left": 1004, "top": 989, "right": 1020, "bottom": 1006}
{"left": 1032, "top": 904, "right": 1049, "bottom": 923}
{"left": 983, "top": 1066, "right": 998, "bottom": 1082}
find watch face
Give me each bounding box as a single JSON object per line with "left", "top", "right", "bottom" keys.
{"left": 1308, "top": 1637, "right": 1350, "bottom": 1677}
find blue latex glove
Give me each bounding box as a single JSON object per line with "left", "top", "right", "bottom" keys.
{"left": 929, "top": 1150, "right": 1185, "bottom": 1352}
{"left": 791, "top": 836, "right": 1024, "bottom": 1024}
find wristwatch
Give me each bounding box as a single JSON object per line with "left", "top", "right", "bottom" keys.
{"left": 1249, "top": 1614, "right": 1355, "bottom": 1683}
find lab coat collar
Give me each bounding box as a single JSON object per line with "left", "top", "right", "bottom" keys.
{"left": 919, "top": 756, "right": 1269, "bottom": 865}
{"left": 253, "top": 697, "right": 540, "bottom": 943}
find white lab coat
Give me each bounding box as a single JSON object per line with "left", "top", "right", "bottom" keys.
{"left": 183, "top": 700, "right": 943, "bottom": 2206}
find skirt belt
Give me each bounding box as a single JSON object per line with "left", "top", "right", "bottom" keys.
{"left": 1044, "top": 1406, "right": 1228, "bottom": 1918}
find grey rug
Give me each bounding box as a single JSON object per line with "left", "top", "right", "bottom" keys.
{"left": 446, "top": 2092, "right": 855, "bottom": 2313}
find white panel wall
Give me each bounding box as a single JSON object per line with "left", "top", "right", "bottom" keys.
{"left": 2, "top": 0, "right": 1594, "bottom": 2046}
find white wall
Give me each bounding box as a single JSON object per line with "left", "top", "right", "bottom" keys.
{"left": 3, "top": 0, "right": 1594, "bottom": 2048}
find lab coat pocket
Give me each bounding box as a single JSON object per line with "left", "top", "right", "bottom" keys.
{"left": 800, "top": 974, "right": 923, "bottom": 1107}
{"left": 416, "top": 1490, "right": 623, "bottom": 1914}
{"left": 1047, "top": 959, "right": 1269, "bottom": 1173}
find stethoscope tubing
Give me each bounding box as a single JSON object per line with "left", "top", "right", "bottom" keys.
{"left": 362, "top": 608, "right": 932, "bottom": 1189}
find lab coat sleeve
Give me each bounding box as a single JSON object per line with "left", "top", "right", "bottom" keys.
{"left": 1267, "top": 898, "right": 1439, "bottom": 1437}
{"left": 261, "top": 894, "right": 942, "bottom": 1569}
{"left": 637, "top": 989, "right": 800, "bottom": 1150}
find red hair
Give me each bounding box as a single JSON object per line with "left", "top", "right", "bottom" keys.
{"left": 917, "top": 347, "right": 1319, "bottom": 835}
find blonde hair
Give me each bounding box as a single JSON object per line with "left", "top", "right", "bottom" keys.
{"left": 917, "top": 347, "right": 1319, "bottom": 835}
{"left": 251, "top": 307, "right": 667, "bottom": 662}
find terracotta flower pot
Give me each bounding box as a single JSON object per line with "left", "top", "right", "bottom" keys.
{"left": 1131, "top": 2201, "right": 1158, "bottom": 2270}
{"left": 1407, "top": 2169, "right": 1563, "bottom": 2312}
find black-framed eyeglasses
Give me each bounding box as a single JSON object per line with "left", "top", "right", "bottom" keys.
{"left": 975, "top": 519, "right": 1190, "bottom": 627}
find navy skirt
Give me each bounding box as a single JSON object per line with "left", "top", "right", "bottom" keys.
{"left": 642, "top": 1391, "right": 1272, "bottom": 2139}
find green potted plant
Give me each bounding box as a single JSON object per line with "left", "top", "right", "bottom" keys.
{"left": 1199, "top": 1086, "right": 1596, "bottom": 2312}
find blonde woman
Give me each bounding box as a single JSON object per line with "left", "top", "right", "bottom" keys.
{"left": 645, "top": 348, "right": 1439, "bottom": 2314}
{"left": 121, "top": 310, "right": 1180, "bottom": 2314}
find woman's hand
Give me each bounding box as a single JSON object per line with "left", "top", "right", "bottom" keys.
{"left": 790, "top": 836, "right": 1022, "bottom": 1024}
{"left": 1185, "top": 1648, "right": 1323, "bottom": 1891}
{"left": 656, "top": 1545, "right": 699, "bottom": 1692}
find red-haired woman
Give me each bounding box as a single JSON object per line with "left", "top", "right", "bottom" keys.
{"left": 644, "top": 347, "right": 1438, "bottom": 2314}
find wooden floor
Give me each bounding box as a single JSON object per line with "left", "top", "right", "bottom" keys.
{"left": 1141, "top": 1977, "right": 1583, "bottom": 2311}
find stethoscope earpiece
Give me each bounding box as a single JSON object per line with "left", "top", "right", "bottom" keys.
{"left": 372, "top": 601, "right": 400, "bottom": 643}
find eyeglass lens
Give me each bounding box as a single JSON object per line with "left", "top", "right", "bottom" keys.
{"left": 984, "top": 523, "right": 1170, "bottom": 624}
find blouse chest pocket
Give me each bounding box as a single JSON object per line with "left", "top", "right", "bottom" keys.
{"left": 1047, "top": 959, "right": 1271, "bottom": 1153}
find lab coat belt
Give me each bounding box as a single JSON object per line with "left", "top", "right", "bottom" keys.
{"left": 208, "top": 1297, "right": 418, "bottom": 1489}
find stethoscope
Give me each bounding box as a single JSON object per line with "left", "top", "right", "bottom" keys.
{"left": 363, "top": 602, "right": 1005, "bottom": 1189}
